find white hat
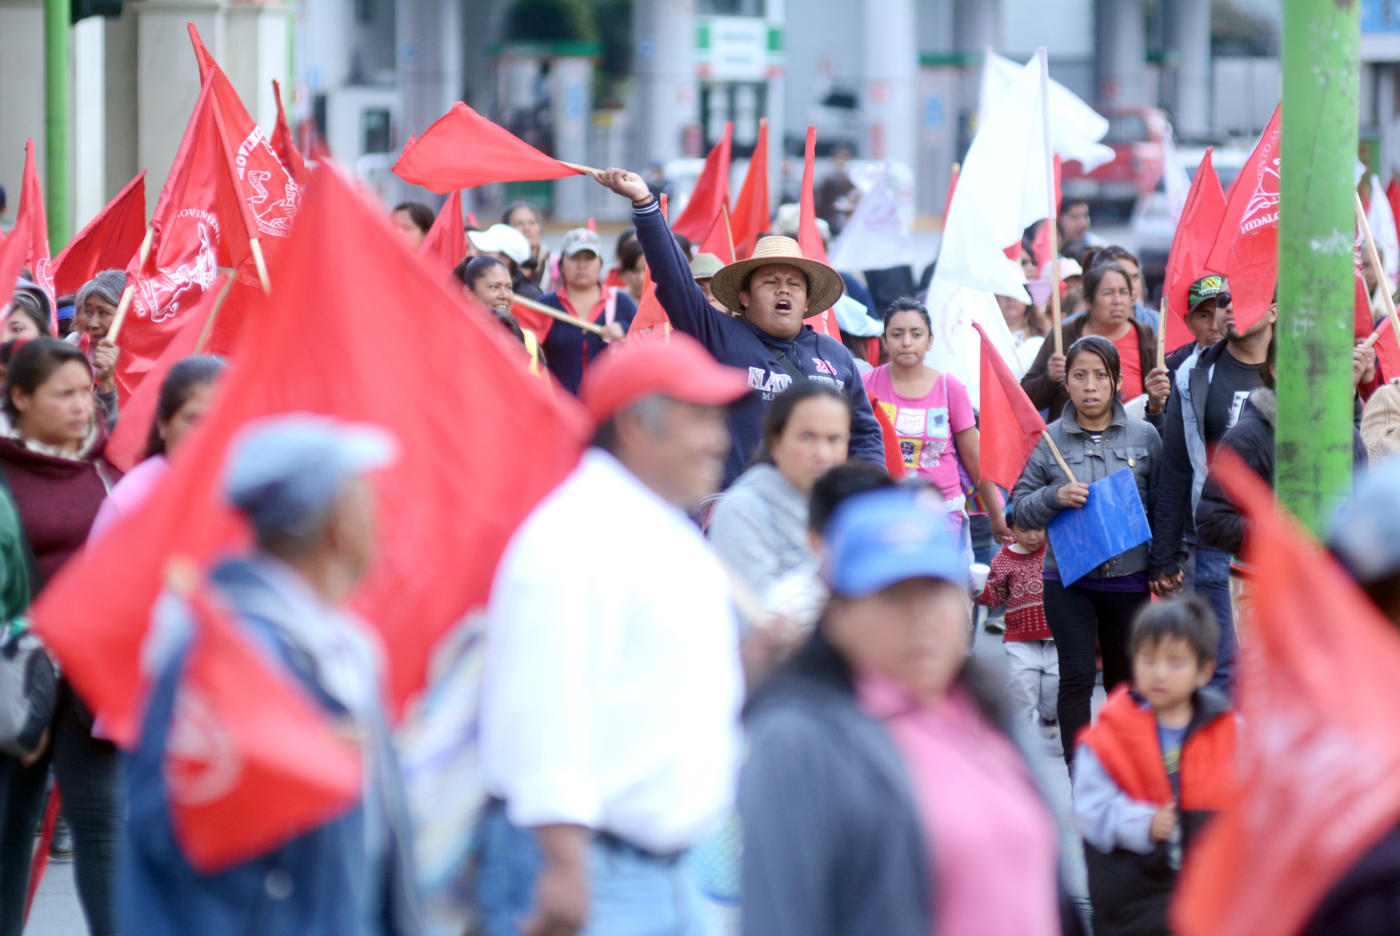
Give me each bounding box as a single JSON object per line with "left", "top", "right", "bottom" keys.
{"left": 468, "top": 224, "right": 531, "bottom": 265}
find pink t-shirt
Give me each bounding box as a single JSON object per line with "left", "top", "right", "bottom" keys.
{"left": 862, "top": 366, "right": 976, "bottom": 502}
{"left": 857, "top": 676, "right": 1060, "bottom": 936}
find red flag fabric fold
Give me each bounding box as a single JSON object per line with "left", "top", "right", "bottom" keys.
{"left": 1163, "top": 149, "right": 1227, "bottom": 355}
{"left": 16, "top": 140, "right": 56, "bottom": 319}
{"left": 798, "top": 126, "right": 843, "bottom": 341}
{"left": 730, "top": 119, "right": 770, "bottom": 260}
{"left": 393, "top": 102, "right": 585, "bottom": 193}
{"left": 31, "top": 162, "right": 590, "bottom": 747}
{"left": 868, "top": 396, "right": 907, "bottom": 478}
{"left": 418, "top": 190, "right": 466, "bottom": 275}
{"left": 1374, "top": 314, "right": 1400, "bottom": 381}
{"left": 973, "top": 322, "right": 1047, "bottom": 490}
{"left": 1173, "top": 451, "right": 1400, "bottom": 936}
{"left": 625, "top": 195, "right": 673, "bottom": 340}
{"left": 0, "top": 211, "right": 33, "bottom": 319}
{"left": 1205, "top": 106, "right": 1281, "bottom": 335}
{"left": 162, "top": 579, "right": 363, "bottom": 871}
{"left": 699, "top": 205, "right": 737, "bottom": 265}
{"left": 1031, "top": 156, "right": 1063, "bottom": 273}
{"left": 672, "top": 123, "right": 733, "bottom": 242}
{"left": 52, "top": 172, "right": 147, "bottom": 297}
{"left": 271, "top": 78, "right": 309, "bottom": 187}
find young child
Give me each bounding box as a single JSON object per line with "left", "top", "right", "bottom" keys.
{"left": 975, "top": 502, "right": 1058, "bottom": 736}
{"left": 1073, "top": 596, "right": 1238, "bottom": 936}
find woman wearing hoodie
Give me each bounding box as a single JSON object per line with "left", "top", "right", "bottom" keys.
{"left": 0, "top": 337, "right": 123, "bottom": 936}
{"left": 708, "top": 383, "right": 852, "bottom": 597}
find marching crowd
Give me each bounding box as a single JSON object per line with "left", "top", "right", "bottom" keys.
{"left": 1, "top": 148, "right": 1398, "bottom": 936}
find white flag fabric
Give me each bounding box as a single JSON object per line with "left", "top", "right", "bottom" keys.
{"left": 1161, "top": 128, "right": 1191, "bottom": 226}
{"left": 923, "top": 277, "right": 1026, "bottom": 404}
{"left": 979, "top": 51, "right": 1114, "bottom": 173}
{"left": 1368, "top": 173, "right": 1400, "bottom": 286}
{"left": 829, "top": 168, "right": 915, "bottom": 272}
{"left": 935, "top": 55, "right": 1050, "bottom": 303}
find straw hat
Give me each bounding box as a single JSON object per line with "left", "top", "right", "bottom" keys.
{"left": 709, "top": 236, "right": 846, "bottom": 317}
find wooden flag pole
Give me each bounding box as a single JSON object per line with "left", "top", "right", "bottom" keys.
{"left": 561, "top": 160, "right": 606, "bottom": 176}
{"left": 1355, "top": 190, "right": 1400, "bottom": 346}
{"left": 248, "top": 237, "right": 272, "bottom": 294}
{"left": 1038, "top": 49, "right": 1065, "bottom": 357}
{"left": 1156, "top": 296, "right": 1168, "bottom": 371}
{"left": 514, "top": 294, "right": 607, "bottom": 336}
{"left": 722, "top": 203, "right": 737, "bottom": 262}
{"left": 1042, "top": 430, "right": 1079, "bottom": 485}
{"left": 104, "top": 226, "right": 154, "bottom": 347}
{"left": 194, "top": 276, "right": 236, "bottom": 353}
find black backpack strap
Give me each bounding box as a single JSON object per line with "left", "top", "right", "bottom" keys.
{"left": 771, "top": 349, "right": 809, "bottom": 385}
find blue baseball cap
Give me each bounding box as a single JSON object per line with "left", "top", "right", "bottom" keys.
{"left": 223, "top": 413, "right": 399, "bottom": 538}
{"left": 1330, "top": 458, "right": 1400, "bottom": 585}
{"left": 821, "top": 488, "right": 967, "bottom": 597}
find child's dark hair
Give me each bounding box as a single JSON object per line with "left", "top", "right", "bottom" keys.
{"left": 808, "top": 462, "right": 895, "bottom": 534}
{"left": 882, "top": 296, "right": 932, "bottom": 331}
{"left": 1129, "top": 595, "right": 1219, "bottom": 666}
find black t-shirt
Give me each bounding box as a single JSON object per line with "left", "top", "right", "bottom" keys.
{"left": 1203, "top": 350, "right": 1264, "bottom": 444}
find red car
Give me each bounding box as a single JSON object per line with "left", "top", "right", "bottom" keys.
{"left": 1060, "top": 106, "right": 1169, "bottom": 221}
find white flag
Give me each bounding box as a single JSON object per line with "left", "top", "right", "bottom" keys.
{"left": 923, "top": 277, "right": 1025, "bottom": 404}
{"left": 980, "top": 51, "right": 1114, "bottom": 173}
{"left": 829, "top": 168, "right": 915, "bottom": 272}
{"left": 1368, "top": 174, "right": 1400, "bottom": 287}
{"left": 935, "top": 55, "right": 1049, "bottom": 303}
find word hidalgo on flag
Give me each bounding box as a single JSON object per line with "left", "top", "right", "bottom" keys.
{"left": 143, "top": 575, "right": 363, "bottom": 871}
{"left": 1173, "top": 453, "right": 1400, "bottom": 936}
{"left": 30, "top": 162, "right": 592, "bottom": 748}
{"left": 393, "top": 102, "right": 586, "bottom": 193}
{"left": 1205, "top": 104, "right": 1280, "bottom": 335}
{"left": 1161, "top": 149, "right": 1226, "bottom": 355}
{"left": 973, "top": 323, "right": 1046, "bottom": 491}
{"left": 51, "top": 172, "right": 147, "bottom": 297}
{"left": 671, "top": 122, "right": 733, "bottom": 242}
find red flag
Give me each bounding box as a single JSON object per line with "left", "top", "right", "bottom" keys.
{"left": 699, "top": 205, "right": 737, "bottom": 265}
{"left": 51, "top": 172, "right": 147, "bottom": 297}
{"left": 104, "top": 273, "right": 241, "bottom": 473}
{"left": 1172, "top": 451, "right": 1400, "bottom": 936}
{"left": 418, "top": 190, "right": 466, "bottom": 274}
{"left": 942, "top": 163, "right": 960, "bottom": 221}
{"left": 1354, "top": 252, "right": 1376, "bottom": 341}
{"left": 730, "top": 118, "right": 770, "bottom": 260}
{"left": 867, "top": 396, "right": 907, "bottom": 478}
{"left": 0, "top": 211, "right": 33, "bottom": 320}
{"left": 270, "top": 79, "right": 309, "bottom": 188}
{"left": 118, "top": 79, "right": 244, "bottom": 401}
{"left": 672, "top": 122, "right": 733, "bottom": 242}
{"left": 1374, "top": 315, "right": 1400, "bottom": 381}
{"left": 162, "top": 577, "right": 362, "bottom": 871}
{"left": 1030, "top": 156, "right": 1063, "bottom": 272}
{"left": 1163, "top": 149, "right": 1228, "bottom": 355}
{"left": 973, "top": 322, "right": 1047, "bottom": 490}
{"left": 189, "top": 25, "right": 300, "bottom": 279}
{"left": 626, "top": 195, "right": 673, "bottom": 340}
{"left": 1206, "top": 106, "right": 1281, "bottom": 334}
{"left": 16, "top": 140, "right": 55, "bottom": 321}
{"left": 798, "top": 126, "right": 843, "bottom": 341}
{"left": 1388, "top": 178, "right": 1400, "bottom": 250}
{"left": 31, "top": 162, "right": 591, "bottom": 746}
{"left": 393, "top": 102, "right": 585, "bottom": 193}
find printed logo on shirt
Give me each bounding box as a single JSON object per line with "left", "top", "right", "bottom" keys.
{"left": 1227, "top": 390, "right": 1250, "bottom": 430}
{"left": 812, "top": 357, "right": 837, "bottom": 376}
{"left": 900, "top": 438, "right": 921, "bottom": 466}
{"left": 747, "top": 365, "right": 844, "bottom": 400}
{"left": 919, "top": 438, "right": 949, "bottom": 467}
{"left": 927, "top": 407, "right": 950, "bottom": 439}
{"left": 894, "top": 407, "right": 927, "bottom": 437}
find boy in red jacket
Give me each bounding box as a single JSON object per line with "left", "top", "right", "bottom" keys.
{"left": 1072, "top": 596, "right": 1238, "bottom": 936}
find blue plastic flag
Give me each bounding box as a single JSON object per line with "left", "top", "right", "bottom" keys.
{"left": 1048, "top": 467, "right": 1152, "bottom": 586}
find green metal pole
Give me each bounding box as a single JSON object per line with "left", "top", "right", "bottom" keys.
{"left": 44, "top": 0, "right": 70, "bottom": 251}
{"left": 1276, "top": 0, "right": 1360, "bottom": 536}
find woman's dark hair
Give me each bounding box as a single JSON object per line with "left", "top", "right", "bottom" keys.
{"left": 1261, "top": 329, "right": 1277, "bottom": 390}
{"left": 3, "top": 337, "right": 91, "bottom": 421}
{"left": 1086, "top": 244, "right": 1141, "bottom": 275}
{"left": 501, "top": 200, "right": 537, "bottom": 227}
{"left": 144, "top": 355, "right": 227, "bottom": 458}
{"left": 458, "top": 255, "right": 508, "bottom": 291}
{"left": 4, "top": 293, "right": 51, "bottom": 338}
{"left": 882, "top": 296, "right": 932, "bottom": 332}
{"left": 1082, "top": 262, "right": 1132, "bottom": 311}
{"left": 614, "top": 227, "right": 637, "bottom": 258}
{"left": 392, "top": 201, "right": 435, "bottom": 235}
{"left": 1128, "top": 594, "right": 1220, "bottom": 667}
{"left": 808, "top": 462, "right": 896, "bottom": 535}
{"left": 1064, "top": 334, "right": 1122, "bottom": 397}
{"left": 754, "top": 383, "right": 851, "bottom": 465}
{"left": 618, "top": 237, "right": 646, "bottom": 273}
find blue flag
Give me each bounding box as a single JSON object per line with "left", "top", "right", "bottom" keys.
{"left": 1048, "top": 467, "right": 1152, "bottom": 586}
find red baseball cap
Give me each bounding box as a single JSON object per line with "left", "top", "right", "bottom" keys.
{"left": 580, "top": 332, "right": 752, "bottom": 424}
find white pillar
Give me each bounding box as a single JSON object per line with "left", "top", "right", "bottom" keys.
{"left": 73, "top": 16, "right": 107, "bottom": 230}
{"left": 397, "top": 0, "right": 462, "bottom": 142}
{"left": 1165, "top": 0, "right": 1211, "bottom": 138}
{"left": 1095, "top": 0, "right": 1148, "bottom": 107}
{"left": 552, "top": 55, "right": 593, "bottom": 223}
{"left": 136, "top": 2, "right": 219, "bottom": 202}
{"left": 632, "top": 0, "right": 698, "bottom": 164}
{"left": 103, "top": 9, "right": 140, "bottom": 201}
{"left": 765, "top": 0, "right": 785, "bottom": 215}
{"left": 863, "top": 0, "right": 918, "bottom": 173}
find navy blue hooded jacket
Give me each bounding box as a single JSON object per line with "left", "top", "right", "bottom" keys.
{"left": 632, "top": 199, "right": 885, "bottom": 486}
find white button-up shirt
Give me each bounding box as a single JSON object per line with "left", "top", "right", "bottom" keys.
{"left": 481, "top": 449, "right": 743, "bottom": 854}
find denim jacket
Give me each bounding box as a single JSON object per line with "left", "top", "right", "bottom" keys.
{"left": 1011, "top": 400, "right": 1163, "bottom": 580}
